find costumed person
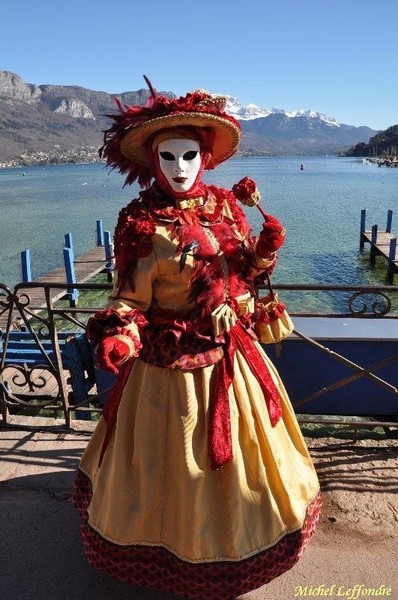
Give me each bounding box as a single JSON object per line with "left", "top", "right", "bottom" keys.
{"left": 72, "top": 77, "right": 321, "bottom": 600}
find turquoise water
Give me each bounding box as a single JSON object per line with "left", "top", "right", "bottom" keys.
{"left": 0, "top": 157, "right": 397, "bottom": 288}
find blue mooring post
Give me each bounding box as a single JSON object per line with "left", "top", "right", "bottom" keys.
{"left": 64, "top": 232, "right": 74, "bottom": 252}
{"left": 63, "top": 246, "right": 78, "bottom": 307}
{"left": 104, "top": 230, "right": 114, "bottom": 282}
{"left": 386, "top": 209, "right": 393, "bottom": 233}
{"left": 387, "top": 237, "right": 397, "bottom": 283}
{"left": 370, "top": 224, "right": 378, "bottom": 265}
{"left": 21, "top": 249, "right": 32, "bottom": 282}
{"left": 360, "top": 209, "right": 367, "bottom": 250}
{"left": 96, "top": 220, "right": 104, "bottom": 246}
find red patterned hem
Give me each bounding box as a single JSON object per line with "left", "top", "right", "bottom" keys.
{"left": 72, "top": 470, "right": 321, "bottom": 600}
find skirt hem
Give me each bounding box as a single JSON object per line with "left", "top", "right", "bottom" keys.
{"left": 72, "top": 469, "right": 322, "bottom": 600}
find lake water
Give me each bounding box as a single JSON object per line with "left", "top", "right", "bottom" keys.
{"left": 0, "top": 156, "right": 397, "bottom": 289}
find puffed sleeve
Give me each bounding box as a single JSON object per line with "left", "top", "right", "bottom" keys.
{"left": 86, "top": 198, "right": 158, "bottom": 348}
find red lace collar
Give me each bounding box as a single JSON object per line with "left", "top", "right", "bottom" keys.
{"left": 139, "top": 184, "right": 225, "bottom": 225}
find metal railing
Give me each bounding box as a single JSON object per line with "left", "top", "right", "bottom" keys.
{"left": 1, "top": 279, "right": 398, "bottom": 437}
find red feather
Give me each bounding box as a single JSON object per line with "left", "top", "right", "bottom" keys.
{"left": 143, "top": 75, "right": 158, "bottom": 106}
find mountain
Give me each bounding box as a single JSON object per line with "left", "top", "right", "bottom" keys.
{"left": 225, "top": 96, "right": 339, "bottom": 126}
{"left": 237, "top": 113, "right": 377, "bottom": 156}
{"left": 0, "top": 71, "right": 378, "bottom": 166}
{"left": 0, "top": 71, "right": 176, "bottom": 166}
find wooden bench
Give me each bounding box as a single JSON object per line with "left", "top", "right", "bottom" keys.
{"left": 0, "top": 330, "right": 72, "bottom": 368}
{"left": 0, "top": 330, "right": 97, "bottom": 414}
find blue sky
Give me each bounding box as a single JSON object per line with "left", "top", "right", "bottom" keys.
{"left": 1, "top": 0, "right": 397, "bottom": 130}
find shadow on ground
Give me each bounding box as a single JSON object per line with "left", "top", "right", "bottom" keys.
{"left": 1, "top": 428, "right": 397, "bottom": 599}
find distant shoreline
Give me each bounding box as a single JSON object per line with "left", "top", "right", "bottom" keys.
{"left": 6, "top": 154, "right": 398, "bottom": 170}
{"left": 0, "top": 150, "right": 346, "bottom": 170}
{"left": 363, "top": 157, "right": 398, "bottom": 168}
{"left": 0, "top": 159, "right": 102, "bottom": 169}
{"left": 0, "top": 146, "right": 100, "bottom": 169}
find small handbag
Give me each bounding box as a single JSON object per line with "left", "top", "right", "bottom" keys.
{"left": 254, "top": 274, "right": 294, "bottom": 344}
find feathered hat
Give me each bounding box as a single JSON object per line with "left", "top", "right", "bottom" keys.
{"left": 99, "top": 76, "right": 241, "bottom": 187}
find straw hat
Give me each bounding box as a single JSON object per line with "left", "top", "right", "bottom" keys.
{"left": 120, "top": 107, "right": 241, "bottom": 169}
{"left": 100, "top": 78, "right": 241, "bottom": 186}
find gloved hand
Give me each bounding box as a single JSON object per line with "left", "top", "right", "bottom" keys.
{"left": 95, "top": 335, "right": 135, "bottom": 374}
{"left": 256, "top": 214, "right": 286, "bottom": 258}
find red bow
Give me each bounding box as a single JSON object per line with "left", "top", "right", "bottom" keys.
{"left": 209, "top": 322, "right": 282, "bottom": 471}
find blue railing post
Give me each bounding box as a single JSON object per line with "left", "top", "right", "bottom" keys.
{"left": 21, "top": 249, "right": 32, "bottom": 282}
{"left": 63, "top": 246, "right": 78, "bottom": 307}
{"left": 360, "top": 209, "right": 367, "bottom": 249}
{"left": 96, "top": 220, "right": 104, "bottom": 246}
{"left": 104, "top": 230, "right": 114, "bottom": 282}
{"left": 386, "top": 209, "right": 393, "bottom": 233}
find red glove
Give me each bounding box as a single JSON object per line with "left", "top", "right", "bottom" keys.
{"left": 95, "top": 335, "right": 135, "bottom": 374}
{"left": 256, "top": 214, "right": 286, "bottom": 258}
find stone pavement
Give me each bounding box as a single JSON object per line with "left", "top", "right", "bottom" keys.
{"left": 1, "top": 422, "right": 397, "bottom": 600}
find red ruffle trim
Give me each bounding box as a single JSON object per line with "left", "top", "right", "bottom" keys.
{"left": 72, "top": 470, "right": 322, "bottom": 600}
{"left": 86, "top": 308, "right": 147, "bottom": 346}
{"left": 256, "top": 299, "right": 287, "bottom": 324}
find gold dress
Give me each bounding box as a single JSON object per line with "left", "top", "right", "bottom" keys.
{"left": 73, "top": 184, "right": 321, "bottom": 600}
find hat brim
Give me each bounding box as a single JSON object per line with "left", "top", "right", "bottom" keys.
{"left": 119, "top": 111, "right": 241, "bottom": 169}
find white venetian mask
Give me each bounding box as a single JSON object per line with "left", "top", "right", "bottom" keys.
{"left": 157, "top": 138, "right": 201, "bottom": 193}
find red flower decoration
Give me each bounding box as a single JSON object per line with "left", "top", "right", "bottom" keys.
{"left": 232, "top": 177, "right": 261, "bottom": 207}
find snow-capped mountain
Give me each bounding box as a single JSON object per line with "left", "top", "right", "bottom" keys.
{"left": 225, "top": 95, "right": 339, "bottom": 127}
{"left": 225, "top": 96, "right": 272, "bottom": 120}
{"left": 283, "top": 109, "right": 339, "bottom": 127}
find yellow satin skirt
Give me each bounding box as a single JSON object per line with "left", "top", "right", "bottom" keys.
{"left": 79, "top": 344, "right": 320, "bottom": 563}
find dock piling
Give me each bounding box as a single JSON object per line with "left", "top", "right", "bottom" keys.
{"left": 387, "top": 238, "right": 397, "bottom": 283}
{"left": 360, "top": 209, "right": 367, "bottom": 250}
{"left": 104, "top": 230, "right": 114, "bottom": 283}
{"left": 370, "top": 224, "right": 378, "bottom": 264}
{"left": 386, "top": 209, "right": 393, "bottom": 233}
{"left": 64, "top": 232, "right": 74, "bottom": 252}
{"left": 63, "top": 246, "right": 78, "bottom": 307}
{"left": 96, "top": 220, "right": 104, "bottom": 246}
{"left": 360, "top": 210, "right": 397, "bottom": 281}
{"left": 21, "top": 250, "right": 32, "bottom": 283}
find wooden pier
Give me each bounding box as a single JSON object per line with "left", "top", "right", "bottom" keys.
{"left": 360, "top": 209, "right": 398, "bottom": 282}
{"left": 0, "top": 220, "right": 114, "bottom": 331}
{"left": 27, "top": 245, "right": 111, "bottom": 306}
{"left": 0, "top": 245, "right": 112, "bottom": 331}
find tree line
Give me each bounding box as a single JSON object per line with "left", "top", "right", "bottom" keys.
{"left": 346, "top": 124, "right": 398, "bottom": 157}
